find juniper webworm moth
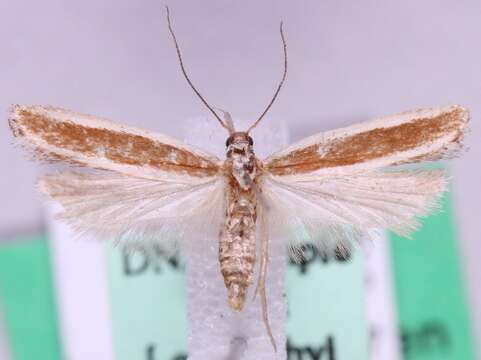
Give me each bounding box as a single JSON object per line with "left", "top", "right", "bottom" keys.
{"left": 7, "top": 7, "right": 468, "bottom": 351}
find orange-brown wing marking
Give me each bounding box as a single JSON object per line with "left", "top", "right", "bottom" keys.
{"left": 265, "top": 105, "right": 468, "bottom": 176}
{"left": 9, "top": 105, "right": 220, "bottom": 178}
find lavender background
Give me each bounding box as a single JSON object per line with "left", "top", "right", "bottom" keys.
{"left": 1, "top": 0, "right": 480, "bottom": 355}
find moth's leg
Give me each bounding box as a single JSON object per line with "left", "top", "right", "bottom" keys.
{"left": 253, "top": 183, "right": 269, "bottom": 300}
{"left": 253, "top": 227, "right": 268, "bottom": 300}
{"left": 253, "top": 188, "right": 268, "bottom": 300}
{"left": 254, "top": 205, "right": 277, "bottom": 351}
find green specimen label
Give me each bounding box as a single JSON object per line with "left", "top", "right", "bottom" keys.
{"left": 0, "top": 236, "right": 62, "bottom": 360}
{"left": 389, "top": 191, "right": 476, "bottom": 360}
{"left": 287, "top": 245, "right": 369, "bottom": 360}
{"left": 106, "top": 245, "right": 187, "bottom": 360}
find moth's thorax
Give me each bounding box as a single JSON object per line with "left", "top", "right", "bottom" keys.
{"left": 225, "top": 132, "right": 256, "bottom": 190}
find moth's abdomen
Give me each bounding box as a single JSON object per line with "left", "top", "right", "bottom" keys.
{"left": 219, "top": 184, "right": 257, "bottom": 310}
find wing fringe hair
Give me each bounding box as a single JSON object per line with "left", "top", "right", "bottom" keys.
{"left": 39, "top": 171, "right": 225, "bottom": 251}
{"left": 262, "top": 169, "right": 449, "bottom": 261}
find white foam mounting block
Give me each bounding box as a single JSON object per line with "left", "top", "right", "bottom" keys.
{"left": 183, "top": 116, "right": 289, "bottom": 360}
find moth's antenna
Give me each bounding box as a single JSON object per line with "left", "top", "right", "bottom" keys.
{"left": 247, "top": 21, "right": 287, "bottom": 133}
{"left": 165, "top": 6, "right": 231, "bottom": 133}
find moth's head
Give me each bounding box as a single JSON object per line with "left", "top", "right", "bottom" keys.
{"left": 225, "top": 132, "right": 254, "bottom": 151}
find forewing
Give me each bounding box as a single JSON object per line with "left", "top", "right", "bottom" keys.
{"left": 261, "top": 170, "right": 448, "bottom": 259}
{"left": 40, "top": 171, "right": 225, "bottom": 250}
{"left": 9, "top": 104, "right": 225, "bottom": 249}
{"left": 9, "top": 105, "right": 221, "bottom": 180}
{"left": 264, "top": 105, "right": 468, "bottom": 176}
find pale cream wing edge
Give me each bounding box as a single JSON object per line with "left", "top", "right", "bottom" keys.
{"left": 264, "top": 105, "right": 468, "bottom": 176}
{"left": 9, "top": 104, "right": 222, "bottom": 181}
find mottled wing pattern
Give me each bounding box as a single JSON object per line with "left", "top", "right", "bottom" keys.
{"left": 265, "top": 105, "right": 467, "bottom": 175}
{"left": 9, "top": 105, "right": 221, "bottom": 179}
{"left": 9, "top": 105, "right": 225, "bottom": 247}
{"left": 261, "top": 105, "right": 468, "bottom": 255}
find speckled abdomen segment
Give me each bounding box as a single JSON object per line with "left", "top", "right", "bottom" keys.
{"left": 219, "top": 185, "right": 257, "bottom": 310}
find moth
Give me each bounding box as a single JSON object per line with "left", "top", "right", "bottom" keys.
{"left": 8, "top": 7, "right": 468, "bottom": 351}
